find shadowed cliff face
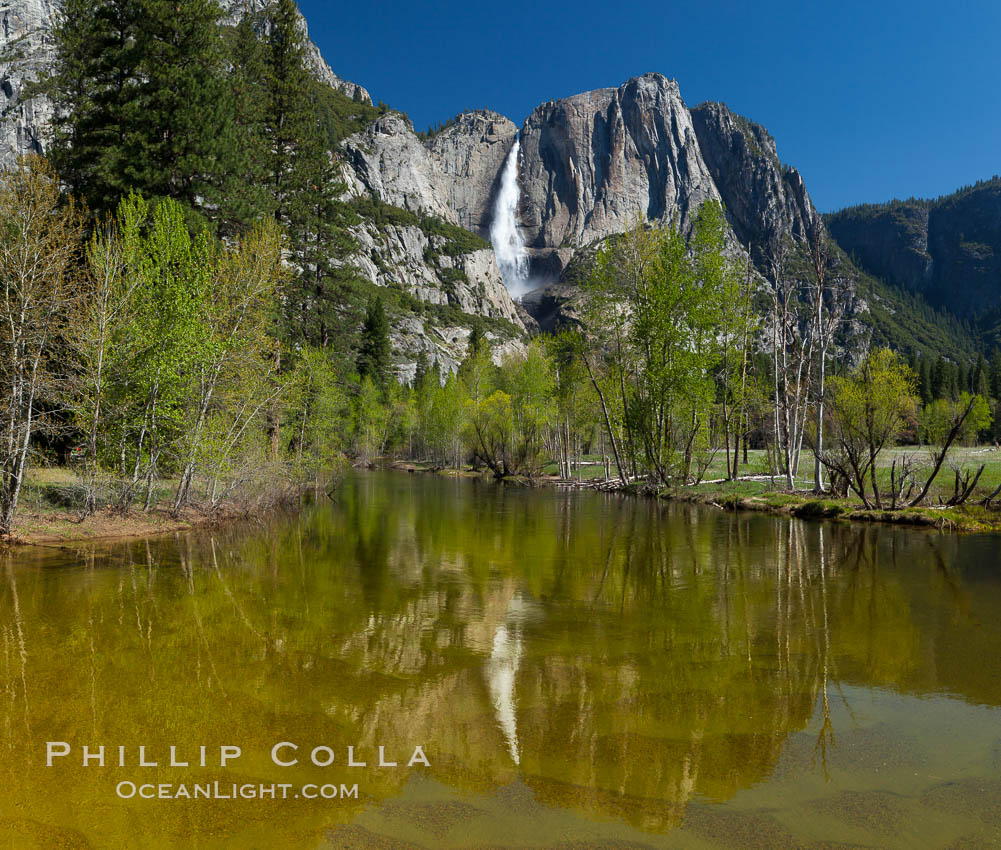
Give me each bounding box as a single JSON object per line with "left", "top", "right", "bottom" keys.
{"left": 827, "top": 181, "right": 1001, "bottom": 319}
{"left": 690, "top": 102, "right": 820, "bottom": 268}
{"left": 517, "top": 73, "right": 721, "bottom": 276}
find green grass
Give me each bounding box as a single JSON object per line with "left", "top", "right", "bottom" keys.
{"left": 540, "top": 445, "right": 1001, "bottom": 532}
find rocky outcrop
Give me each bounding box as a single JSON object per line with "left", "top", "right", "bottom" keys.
{"left": 426, "top": 110, "right": 517, "bottom": 234}
{"left": 348, "top": 219, "right": 522, "bottom": 327}
{"left": 341, "top": 108, "right": 518, "bottom": 237}
{"left": 392, "top": 316, "right": 526, "bottom": 384}
{"left": 342, "top": 113, "right": 458, "bottom": 223}
{"left": 344, "top": 214, "right": 527, "bottom": 377}
{"left": 0, "top": 0, "right": 54, "bottom": 170}
{"left": 826, "top": 180, "right": 1001, "bottom": 318}
{"left": 517, "top": 73, "right": 721, "bottom": 277}
{"left": 690, "top": 102, "right": 820, "bottom": 267}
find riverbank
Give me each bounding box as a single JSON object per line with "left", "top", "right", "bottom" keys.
{"left": 3, "top": 467, "right": 316, "bottom": 548}
{"left": 7, "top": 503, "right": 247, "bottom": 548}
{"left": 10, "top": 457, "right": 1000, "bottom": 547}
{"left": 389, "top": 460, "right": 1001, "bottom": 534}
{"left": 660, "top": 484, "right": 1001, "bottom": 533}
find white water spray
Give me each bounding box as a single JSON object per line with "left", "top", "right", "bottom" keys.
{"left": 490, "top": 137, "right": 531, "bottom": 297}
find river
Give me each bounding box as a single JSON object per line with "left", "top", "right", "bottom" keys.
{"left": 0, "top": 470, "right": 998, "bottom": 848}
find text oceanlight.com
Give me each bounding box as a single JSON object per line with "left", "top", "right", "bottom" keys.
{"left": 115, "top": 781, "right": 359, "bottom": 800}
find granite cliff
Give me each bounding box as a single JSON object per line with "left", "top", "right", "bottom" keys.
{"left": 517, "top": 74, "right": 721, "bottom": 278}
{"left": 3, "top": 0, "right": 991, "bottom": 368}
{"left": 690, "top": 102, "right": 820, "bottom": 265}
{"left": 826, "top": 179, "right": 1001, "bottom": 320}
{"left": 340, "top": 74, "right": 828, "bottom": 291}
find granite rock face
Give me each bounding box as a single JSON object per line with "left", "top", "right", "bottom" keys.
{"left": 517, "top": 73, "right": 722, "bottom": 276}
{"left": 426, "top": 109, "right": 517, "bottom": 234}
{"left": 341, "top": 113, "right": 458, "bottom": 223}
{"left": 342, "top": 214, "right": 527, "bottom": 377}
{"left": 341, "top": 108, "right": 519, "bottom": 236}
{"left": 0, "top": 0, "right": 55, "bottom": 170}
{"left": 347, "top": 218, "right": 522, "bottom": 327}
{"left": 690, "top": 102, "right": 820, "bottom": 267}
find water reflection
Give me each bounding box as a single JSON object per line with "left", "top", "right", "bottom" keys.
{"left": 0, "top": 471, "right": 998, "bottom": 848}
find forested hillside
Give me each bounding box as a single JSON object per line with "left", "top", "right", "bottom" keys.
{"left": 826, "top": 177, "right": 1001, "bottom": 347}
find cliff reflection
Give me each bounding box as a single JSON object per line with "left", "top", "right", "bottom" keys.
{"left": 0, "top": 471, "right": 998, "bottom": 846}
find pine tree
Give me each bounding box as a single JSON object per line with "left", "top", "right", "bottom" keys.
{"left": 932, "top": 356, "right": 947, "bottom": 400}
{"left": 249, "top": 0, "right": 360, "bottom": 351}
{"left": 973, "top": 354, "right": 989, "bottom": 397}
{"left": 287, "top": 147, "right": 360, "bottom": 355}
{"left": 47, "top": 0, "right": 144, "bottom": 214}
{"left": 256, "top": 0, "right": 324, "bottom": 227}
{"left": 949, "top": 362, "right": 961, "bottom": 400}
{"left": 919, "top": 356, "right": 933, "bottom": 405}
{"left": 466, "top": 325, "right": 487, "bottom": 358}
{"left": 990, "top": 347, "right": 1001, "bottom": 400}
{"left": 414, "top": 350, "right": 429, "bottom": 387}
{"left": 47, "top": 0, "right": 238, "bottom": 219}
{"left": 128, "top": 0, "right": 236, "bottom": 215}
{"left": 357, "top": 296, "right": 392, "bottom": 392}
{"left": 215, "top": 14, "right": 274, "bottom": 232}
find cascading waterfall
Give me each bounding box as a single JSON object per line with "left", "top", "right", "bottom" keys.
{"left": 490, "top": 136, "right": 531, "bottom": 297}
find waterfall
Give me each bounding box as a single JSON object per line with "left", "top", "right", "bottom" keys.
{"left": 490, "top": 137, "right": 531, "bottom": 297}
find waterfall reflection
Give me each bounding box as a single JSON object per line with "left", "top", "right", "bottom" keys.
{"left": 0, "top": 471, "right": 998, "bottom": 845}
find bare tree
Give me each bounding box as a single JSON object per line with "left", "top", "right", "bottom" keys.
{"left": 807, "top": 228, "right": 850, "bottom": 494}
{"left": 768, "top": 240, "right": 814, "bottom": 489}
{"left": 0, "top": 156, "right": 83, "bottom": 535}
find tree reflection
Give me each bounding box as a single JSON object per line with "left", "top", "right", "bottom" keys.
{"left": 0, "top": 472, "right": 998, "bottom": 845}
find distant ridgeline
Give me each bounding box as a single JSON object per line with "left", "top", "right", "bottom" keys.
{"left": 826, "top": 177, "right": 1001, "bottom": 353}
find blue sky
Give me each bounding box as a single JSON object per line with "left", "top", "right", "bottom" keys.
{"left": 300, "top": 0, "right": 1001, "bottom": 212}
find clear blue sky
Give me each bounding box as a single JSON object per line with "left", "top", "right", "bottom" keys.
{"left": 300, "top": 0, "right": 1001, "bottom": 212}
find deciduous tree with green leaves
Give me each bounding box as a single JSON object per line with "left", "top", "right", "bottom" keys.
{"left": 816, "top": 348, "right": 917, "bottom": 508}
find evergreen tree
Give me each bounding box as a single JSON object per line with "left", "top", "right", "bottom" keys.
{"left": 254, "top": 0, "right": 325, "bottom": 227}
{"left": 357, "top": 296, "right": 392, "bottom": 392}
{"left": 47, "top": 0, "right": 237, "bottom": 219}
{"left": 129, "top": 0, "right": 237, "bottom": 215}
{"left": 414, "top": 350, "right": 429, "bottom": 387}
{"left": 215, "top": 14, "right": 274, "bottom": 232}
{"left": 47, "top": 0, "right": 144, "bottom": 214}
{"left": 931, "top": 356, "right": 947, "bottom": 400}
{"left": 467, "top": 325, "right": 486, "bottom": 357}
{"left": 919, "top": 356, "right": 933, "bottom": 405}
{"left": 244, "top": 0, "right": 360, "bottom": 350}
{"left": 972, "top": 354, "right": 989, "bottom": 397}
{"left": 990, "top": 347, "right": 1001, "bottom": 399}
{"left": 288, "top": 154, "right": 360, "bottom": 356}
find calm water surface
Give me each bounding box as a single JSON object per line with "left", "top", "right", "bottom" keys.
{"left": 0, "top": 470, "right": 999, "bottom": 848}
